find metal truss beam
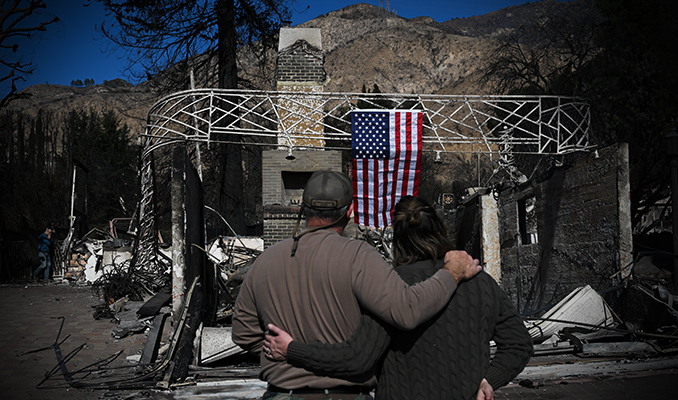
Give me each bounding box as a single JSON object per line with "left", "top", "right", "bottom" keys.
{"left": 141, "top": 89, "right": 592, "bottom": 158}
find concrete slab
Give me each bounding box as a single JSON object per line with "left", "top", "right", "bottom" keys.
{"left": 200, "top": 326, "right": 246, "bottom": 365}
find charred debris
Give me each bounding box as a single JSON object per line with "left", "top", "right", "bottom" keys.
{"left": 30, "top": 147, "right": 678, "bottom": 394}
{"left": 32, "top": 213, "right": 678, "bottom": 394}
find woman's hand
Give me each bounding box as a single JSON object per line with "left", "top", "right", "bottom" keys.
{"left": 262, "top": 323, "right": 293, "bottom": 361}
{"left": 476, "top": 378, "right": 494, "bottom": 400}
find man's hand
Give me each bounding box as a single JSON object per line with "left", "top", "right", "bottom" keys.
{"left": 262, "top": 324, "right": 293, "bottom": 361}
{"left": 476, "top": 378, "right": 494, "bottom": 400}
{"left": 442, "top": 250, "right": 482, "bottom": 284}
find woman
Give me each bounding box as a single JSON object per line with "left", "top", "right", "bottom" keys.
{"left": 264, "top": 196, "right": 533, "bottom": 400}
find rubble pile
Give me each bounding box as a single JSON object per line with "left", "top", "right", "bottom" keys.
{"left": 36, "top": 228, "right": 678, "bottom": 395}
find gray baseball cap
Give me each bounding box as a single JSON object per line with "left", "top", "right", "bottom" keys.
{"left": 303, "top": 171, "right": 353, "bottom": 210}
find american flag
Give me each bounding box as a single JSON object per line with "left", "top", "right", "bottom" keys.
{"left": 351, "top": 110, "right": 422, "bottom": 228}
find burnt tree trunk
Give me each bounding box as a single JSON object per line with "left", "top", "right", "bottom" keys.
{"left": 213, "top": 0, "right": 245, "bottom": 234}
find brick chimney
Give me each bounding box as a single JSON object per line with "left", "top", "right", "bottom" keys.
{"left": 276, "top": 27, "right": 327, "bottom": 149}
{"left": 261, "top": 27, "right": 342, "bottom": 248}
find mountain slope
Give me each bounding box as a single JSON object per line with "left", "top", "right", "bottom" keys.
{"left": 298, "top": 3, "right": 492, "bottom": 95}
{"left": 6, "top": 0, "right": 593, "bottom": 132}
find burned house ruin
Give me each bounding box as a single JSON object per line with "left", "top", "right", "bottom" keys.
{"left": 10, "top": 24, "right": 675, "bottom": 395}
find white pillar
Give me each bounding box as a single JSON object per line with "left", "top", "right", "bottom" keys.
{"left": 481, "top": 192, "right": 501, "bottom": 283}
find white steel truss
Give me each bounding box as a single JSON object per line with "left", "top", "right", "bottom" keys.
{"left": 141, "top": 89, "right": 593, "bottom": 159}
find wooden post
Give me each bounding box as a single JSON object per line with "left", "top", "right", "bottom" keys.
{"left": 171, "top": 147, "right": 186, "bottom": 326}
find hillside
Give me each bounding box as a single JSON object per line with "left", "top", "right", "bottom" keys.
{"left": 440, "top": 0, "right": 598, "bottom": 39}
{"left": 298, "top": 3, "right": 492, "bottom": 95}
{"left": 299, "top": 0, "right": 596, "bottom": 95}
{"left": 7, "top": 79, "right": 154, "bottom": 133}
{"left": 5, "top": 0, "right": 593, "bottom": 134}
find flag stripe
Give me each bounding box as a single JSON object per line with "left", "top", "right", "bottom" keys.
{"left": 401, "top": 112, "right": 411, "bottom": 199}
{"left": 413, "top": 112, "right": 423, "bottom": 195}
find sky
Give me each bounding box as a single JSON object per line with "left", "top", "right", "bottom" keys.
{"left": 7, "top": 1, "right": 570, "bottom": 92}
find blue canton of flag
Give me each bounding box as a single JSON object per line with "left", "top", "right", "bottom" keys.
{"left": 351, "top": 111, "right": 393, "bottom": 159}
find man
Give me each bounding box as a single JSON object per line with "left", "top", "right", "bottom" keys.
{"left": 232, "top": 170, "right": 481, "bottom": 399}
{"left": 34, "top": 227, "right": 53, "bottom": 281}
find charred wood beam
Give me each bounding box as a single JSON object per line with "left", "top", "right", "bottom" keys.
{"left": 140, "top": 313, "right": 168, "bottom": 366}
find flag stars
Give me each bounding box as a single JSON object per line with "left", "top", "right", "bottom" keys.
{"left": 351, "top": 111, "right": 391, "bottom": 159}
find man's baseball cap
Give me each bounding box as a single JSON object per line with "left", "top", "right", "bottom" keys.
{"left": 303, "top": 171, "right": 353, "bottom": 210}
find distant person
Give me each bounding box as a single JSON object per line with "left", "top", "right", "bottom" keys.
{"left": 232, "top": 171, "right": 481, "bottom": 399}
{"left": 34, "top": 227, "right": 53, "bottom": 281}
{"left": 264, "top": 196, "right": 533, "bottom": 400}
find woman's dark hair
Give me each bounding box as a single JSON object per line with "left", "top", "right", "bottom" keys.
{"left": 392, "top": 196, "right": 454, "bottom": 267}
